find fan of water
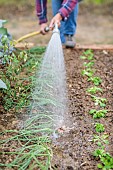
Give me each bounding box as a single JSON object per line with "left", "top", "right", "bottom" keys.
{"left": 25, "top": 24, "right": 69, "bottom": 130}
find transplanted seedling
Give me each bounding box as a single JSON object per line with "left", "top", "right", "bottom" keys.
{"left": 88, "top": 76, "right": 102, "bottom": 86}
{"left": 91, "top": 95, "right": 107, "bottom": 107}
{"left": 80, "top": 49, "right": 94, "bottom": 60}
{"left": 95, "top": 123, "right": 105, "bottom": 133}
{"left": 87, "top": 86, "right": 103, "bottom": 94}
{"left": 83, "top": 61, "right": 95, "bottom": 68}
{"left": 82, "top": 68, "right": 95, "bottom": 77}
{"left": 89, "top": 109, "right": 108, "bottom": 119}
{"left": 93, "top": 148, "right": 113, "bottom": 170}
{"left": 93, "top": 134, "right": 109, "bottom": 146}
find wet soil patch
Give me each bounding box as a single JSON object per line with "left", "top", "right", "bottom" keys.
{"left": 51, "top": 49, "right": 113, "bottom": 170}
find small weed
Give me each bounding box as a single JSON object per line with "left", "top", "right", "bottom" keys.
{"left": 88, "top": 76, "right": 102, "bottom": 86}
{"left": 82, "top": 68, "right": 95, "bottom": 77}
{"left": 89, "top": 109, "right": 107, "bottom": 119}
{"left": 91, "top": 95, "right": 107, "bottom": 107}
{"left": 87, "top": 86, "right": 103, "bottom": 94}
{"left": 95, "top": 123, "right": 105, "bottom": 133}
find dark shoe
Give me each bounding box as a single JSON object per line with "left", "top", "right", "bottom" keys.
{"left": 65, "top": 35, "right": 75, "bottom": 48}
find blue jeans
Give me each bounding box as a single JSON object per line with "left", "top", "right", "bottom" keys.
{"left": 51, "top": 0, "right": 79, "bottom": 43}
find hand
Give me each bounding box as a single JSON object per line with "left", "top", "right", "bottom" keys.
{"left": 49, "top": 13, "right": 62, "bottom": 30}
{"left": 40, "top": 23, "right": 48, "bottom": 35}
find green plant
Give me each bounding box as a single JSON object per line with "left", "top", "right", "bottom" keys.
{"left": 83, "top": 61, "right": 94, "bottom": 68}
{"left": 80, "top": 49, "right": 94, "bottom": 60}
{"left": 91, "top": 95, "right": 107, "bottom": 107}
{"left": 0, "top": 20, "right": 8, "bottom": 35}
{"left": 95, "top": 123, "right": 105, "bottom": 133}
{"left": 0, "top": 18, "right": 53, "bottom": 169}
{"left": 0, "top": 20, "right": 14, "bottom": 60}
{"left": 87, "top": 86, "right": 103, "bottom": 94}
{"left": 1, "top": 47, "right": 44, "bottom": 111}
{"left": 88, "top": 76, "right": 102, "bottom": 86}
{"left": 89, "top": 109, "right": 107, "bottom": 119}
{"left": 0, "top": 46, "right": 53, "bottom": 170}
{"left": 0, "top": 35, "right": 14, "bottom": 59}
{"left": 82, "top": 68, "right": 95, "bottom": 77}
{"left": 0, "top": 119, "right": 53, "bottom": 170}
{"left": 93, "top": 148, "right": 113, "bottom": 170}
{"left": 80, "top": 48, "right": 113, "bottom": 170}
{"left": 93, "top": 134, "right": 109, "bottom": 146}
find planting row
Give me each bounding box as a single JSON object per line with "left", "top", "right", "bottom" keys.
{"left": 80, "top": 50, "right": 113, "bottom": 170}
{"left": 0, "top": 33, "right": 52, "bottom": 169}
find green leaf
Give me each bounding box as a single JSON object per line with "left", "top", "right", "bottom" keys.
{"left": 82, "top": 68, "right": 94, "bottom": 77}
{"left": 80, "top": 55, "right": 86, "bottom": 59}
{"left": 87, "top": 86, "right": 103, "bottom": 94}
{"left": 0, "top": 28, "right": 7, "bottom": 35}
{"left": 0, "top": 20, "right": 7, "bottom": 28}
{"left": 104, "top": 140, "right": 109, "bottom": 145}
{"left": 95, "top": 123, "right": 105, "bottom": 133}
{"left": 97, "top": 163, "right": 103, "bottom": 169}
{"left": 84, "top": 61, "right": 94, "bottom": 68}
{"left": 100, "top": 103, "right": 106, "bottom": 107}
{"left": 89, "top": 109, "right": 96, "bottom": 114}
{"left": 97, "top": 142, "right": 102, "bottom": 147}
{"left": 88, "top": 76, "right": 102, "bottom": 86}
{"left": 0, "top": 79, "right": 7, "bottom": 89}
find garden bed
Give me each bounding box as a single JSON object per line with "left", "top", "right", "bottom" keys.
{"left": 0, "top": 48, "right": 113, "bottom": 170}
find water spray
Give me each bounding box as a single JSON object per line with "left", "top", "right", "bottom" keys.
{"left": 24, "top": 23, "right": 69, "bottom": 132}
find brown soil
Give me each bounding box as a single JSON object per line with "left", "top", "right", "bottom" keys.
{"left": 51, "top": 49, "right": 113, "bottom": 170}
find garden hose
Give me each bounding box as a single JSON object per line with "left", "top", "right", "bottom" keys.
{"left": 16, "top": 26, "right": 50, "bottom": 43}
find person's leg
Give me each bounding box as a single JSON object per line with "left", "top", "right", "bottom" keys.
{"left": 63, "top": 3, "right": 79, "bottom": 47}
{"left": 64, "top": 3, "right": 79, "bottom": 36}
{"left": 51, "top": 0, "right": 65, "bottom": 43}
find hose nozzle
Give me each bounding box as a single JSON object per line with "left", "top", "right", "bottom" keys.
{"left": 53, "top": 23, "right": 59, "bottom": 34}
{"left": 44, "top": 26, "right": 50, "bottom": 32}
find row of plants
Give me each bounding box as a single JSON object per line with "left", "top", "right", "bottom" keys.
{"left": 80, "top": 50, "right": 113, "bottom": 170}
{"left": 0, "top": 20, "right": 52, "bottom": 170}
